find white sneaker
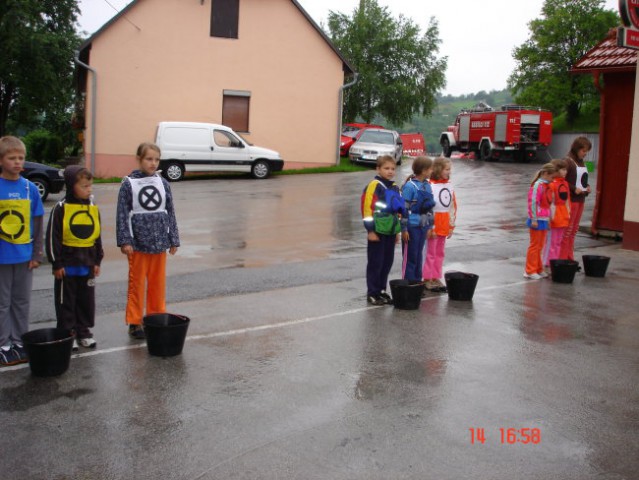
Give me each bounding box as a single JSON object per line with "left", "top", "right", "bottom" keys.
{"left": 72, "top": 339, "right": 79, "bottom": 352}
{"left": 523, "top": 272, "right": 542, "bottom": 280}
{"left": 539, "top": 271, "right": 549, "bottom": 278}
{"left": 79, "top": 338, "right": 97, "bottom": 349}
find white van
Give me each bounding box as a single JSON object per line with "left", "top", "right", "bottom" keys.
{"left": 155, "top": 122, "right": 284, "bottom": 181}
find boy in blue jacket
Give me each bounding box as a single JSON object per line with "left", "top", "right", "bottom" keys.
{"left": 361, "top": 155, "right": 405, "bottom": 305}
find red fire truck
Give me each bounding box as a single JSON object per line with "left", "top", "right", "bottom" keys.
{"left": 439, "top": 103, "right": 553, "bottom": 161}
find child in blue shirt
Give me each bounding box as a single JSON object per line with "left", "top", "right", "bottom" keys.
{"left": 401, "top": 156, "right": 435, "bottom": 283}
{"left": 0, "top": 136, "right": 44, "bottom": 366}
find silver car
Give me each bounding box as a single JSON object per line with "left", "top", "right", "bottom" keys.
{"left": 349, "top": 128, "right": 403, "bottom": 166}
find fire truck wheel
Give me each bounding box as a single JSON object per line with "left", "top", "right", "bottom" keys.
{"left": 480, "top": 142, "right": 493, "bottom": 161}
{"left": 441, "top": 138, "right": 451, "bottom": 157}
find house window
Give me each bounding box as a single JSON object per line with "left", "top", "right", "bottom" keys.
{"left": 222, "top": 90, "right": 250, "bottom": 132}
{"left": 211, "top": 0, "right": 239, "bottom": 39}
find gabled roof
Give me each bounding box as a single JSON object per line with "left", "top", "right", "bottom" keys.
{"left": 571, "top": 28, "right": 637, "bottom": 74}
{"left": 78, "top": 0, "right": 355, "bottom": 74}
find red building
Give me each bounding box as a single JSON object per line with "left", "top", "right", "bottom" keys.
{"left": 571, "top": 28, "right": 637, "bottom": 242}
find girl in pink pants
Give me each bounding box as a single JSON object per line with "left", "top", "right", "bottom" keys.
{"left": 543, "top": 159, "right": 570, "bottom": 270}
{"left": 423, "top": 157, "right": 457, "bottom": 292}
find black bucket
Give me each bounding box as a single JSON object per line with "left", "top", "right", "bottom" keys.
{"left": 143, "top": 313, "right": 190, "bottom": 357}
{"left": 582, "top": 255, "right": 610, "bottom": 278}
{"left": 389, "top": 279, "right": 424, "bottom": 310}
{"left": 550, "top": 259, "right": 579, "bottom": 284}
{"left": 21, "top": 328, "right": 74, "bottom": 377}
{"left": 444, "top": 271, "right": 479, "bottom": 301}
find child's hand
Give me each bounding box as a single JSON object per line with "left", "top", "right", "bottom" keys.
{"left": 395, "top": 233, "right": 400, "bottom": 245}
{"left": 427, "top": 229, "right": 435, "bottom": 239}
{"left": 401, "top": 231, "right": 410, "bottom": 243}
{"left": 28, "top": 260, "right": 41, "bottom": 270}
{"left": 94, "top": 265, "right": 101, "bottom": 277}
{"left": 120, "top": 245, "right": 133, "bottom": 256}
{"left": 586, "top": 186, "right": 591, "bottom": 194}
{"left": 367, "top": 231, "right": 380, "bottom": 242}
{"left": 169, "top": 246, "right": 178, "bottom": 255}
{"left": 575, "top": 187, "right": 583, "bottom": 195}
{"left": 531, "top": 220, "right": 538, "bottom": 229}
{"left": 53, "top": 267, "right": 65, "bottom": 279}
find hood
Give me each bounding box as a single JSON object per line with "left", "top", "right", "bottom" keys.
{"left": 64, "top": 165, "right": 90, "bottom": 203}
{"left": 246, "top": 145, "right": 281, "bottom": 160}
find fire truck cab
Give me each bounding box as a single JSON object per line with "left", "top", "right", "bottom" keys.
{"left": 440, "top": 103, "right": 553, "bottom": 162}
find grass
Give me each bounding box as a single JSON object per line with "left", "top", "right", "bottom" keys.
{"left": 552, "top": 111, "right": 600, "bottom": 133}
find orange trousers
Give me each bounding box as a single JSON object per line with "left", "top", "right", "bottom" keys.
{"left": 525, "top": 229, "right": 548, "bottom": 275}
{"left": 125, "top": 251, "right": 166, "bottom": 325}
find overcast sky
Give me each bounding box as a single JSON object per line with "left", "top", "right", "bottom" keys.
{"left": 77, "top": 0, "right": 621, "bottom": 96}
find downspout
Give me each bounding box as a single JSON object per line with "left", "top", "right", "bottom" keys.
{"left": 74, "top": 50, "right": 97, "bottom": 175}
{"left": 336, "top": 73, "right": 359, "bottom": 165}
{"left": 591, "top": 71, "right": 605, "bottom": 236}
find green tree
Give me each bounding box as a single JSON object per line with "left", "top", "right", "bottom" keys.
{"left": 327, "top": 0, "right": 447, "bottom": 125}
{"left": 508, "top": 0, "right": 618, "bottom": 126}
{"left": 0, "top": 0, "right": 81, "bottom": 137}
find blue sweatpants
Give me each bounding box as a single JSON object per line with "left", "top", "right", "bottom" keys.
{"left": 402, "top": 226, "right": 427, "bottom": 281}
{"left": 366, "top": 234, "right": 396, "bottom": 296}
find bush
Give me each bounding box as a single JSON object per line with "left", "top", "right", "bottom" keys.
{"left": 23, "top": 130, "right": 63, "bottom": 164}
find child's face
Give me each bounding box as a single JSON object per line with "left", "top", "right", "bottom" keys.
{"left": 377, "top": 161, "right": 396, "bottom": 181}
{"left": 441, "top": 164, "right": 452, "bottom": 180}
{"left": 138, "top": 149, "right": 160, "bottom": 175}
{"left": 577, "top": 147, "right": 590, "bottom": 160}
{"left": 558, "top": 167, "right": 567, "bottom": 178}
{"left": 73, "top": 177, "right": 93, "bottom": 200}
{"left": 0, "top": 149, "right": 26, "bottom": 180}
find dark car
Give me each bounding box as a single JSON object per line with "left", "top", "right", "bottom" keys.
{"left": 21, "top": 161, "right": 65, "bottom": 201}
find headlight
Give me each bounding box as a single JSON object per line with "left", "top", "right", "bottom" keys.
{"left": 57, "top": 169, "right": 64, "bottom": 177}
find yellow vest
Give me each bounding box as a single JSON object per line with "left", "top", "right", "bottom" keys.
{"left": 0, "top": 199, "right": 31, "bottom": 244}
{"left": 62, "top": 203, "right": 100, "bottom": 247}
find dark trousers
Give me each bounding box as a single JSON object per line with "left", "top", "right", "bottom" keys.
{"left": 54, "top": 274, "right": 95, "bottom": 339}
{"left": 366, "top": 234, "right": 396, "bottom": 296}
{"left": 402, "top": 226, "right": 427, "bottom": 281}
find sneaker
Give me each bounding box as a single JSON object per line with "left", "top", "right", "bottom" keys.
{"left": 0, "top": 347, "right": 21, "bottom": 367}
{"left": 379, "top": 291, "right": 393, "bottom": 305}
{"left": 72, "top": 339, "right": 79, "bottom": 352}
{"left": 367, "top": 295, "right": 386, "bottom": 306}
{"left": 128, "top": 325, "right": 146, "bottom": 339}
{"left": 424, "top": 280, "right": 438, "bottom": 291}
{"left": 538, "top": 271, "right": 549, "bottom": 278}
{"left": 11, "top": 344, "right": 28, "bottom": 364}
{"left": 523, "top": 272, "right": 542, "bottom": 280}
{"left": 432, "top": 279, "right": 448, "bottom": 293}
{"left": 79, "top": 337, "right": 97, "bottom": 349}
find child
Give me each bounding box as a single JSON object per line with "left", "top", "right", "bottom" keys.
{"left": 400, "top": 156, "right": 435, "bottom": 283}
{"left": 0, "top": 136, "right": 44, "bottom": 366}
{"left": 559, "top": 136, "right": 592, "bottom": 263}
{"left": 542, "top": 159, "right": 570, "bottom": 271}
{"left": 361, "top": 155, "right": 405, "bottom": 305}
{"left": 45, "top": 166, "right": 103, "bottom": 350}
{"left": 116, "top": 143, "right": 180, "bottom": 339}
{"left": 524, "top": 163, "right": 557, "bottom": 280}
{"left": 423, "top": 157, "right": 457, "bottom": 292}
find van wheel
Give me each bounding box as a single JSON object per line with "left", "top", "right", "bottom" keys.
{"left": 164, "top": 162, "right": 184, "bottom": 181}
{"left": 251, "top": 160, "right": 270, "bottom": 179}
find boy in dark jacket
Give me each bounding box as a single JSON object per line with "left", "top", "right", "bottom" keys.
{"left": 46, "top": 166, "right": 103, "bottom": 349}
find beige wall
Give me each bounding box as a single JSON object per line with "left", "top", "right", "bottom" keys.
{"left": 83, "top": 0, "right": 346, "bottom": 177}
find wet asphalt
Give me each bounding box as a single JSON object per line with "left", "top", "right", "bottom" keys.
{"left": 1, "top": 158, "right": 638, "bottom": 480}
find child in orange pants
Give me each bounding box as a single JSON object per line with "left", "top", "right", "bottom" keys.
{"left": 116, "top": 143, "right": 180, "bottom": 339}
{"left": 524, "top": 163, "right": 557, "bottom": 280}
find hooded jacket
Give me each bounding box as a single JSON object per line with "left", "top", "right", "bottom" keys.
{"left": 116, "top": 170, "right": 180, "bottom": 253}
{"left": 45, "top": 165, "right": 104, "bottom": 270}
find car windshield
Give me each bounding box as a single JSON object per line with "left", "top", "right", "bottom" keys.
{"left": 342, "top": 130, "right": 359, "bottom": 138}
{"left": 358, "top": 131, "right": 394, "bottom": 145}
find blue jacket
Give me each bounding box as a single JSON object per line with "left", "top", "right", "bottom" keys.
{"left": 116, "top": 170, "right": 180, "bottom": 254}
{"left": 401, "top": 178, "right": 435, "bottom": 231}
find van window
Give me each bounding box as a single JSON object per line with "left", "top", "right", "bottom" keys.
{"left": 211, "top": 0, "right": 239, "bottom": 39}
{"left": 213, "top": 130, "right": 241, "bottom": 148}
